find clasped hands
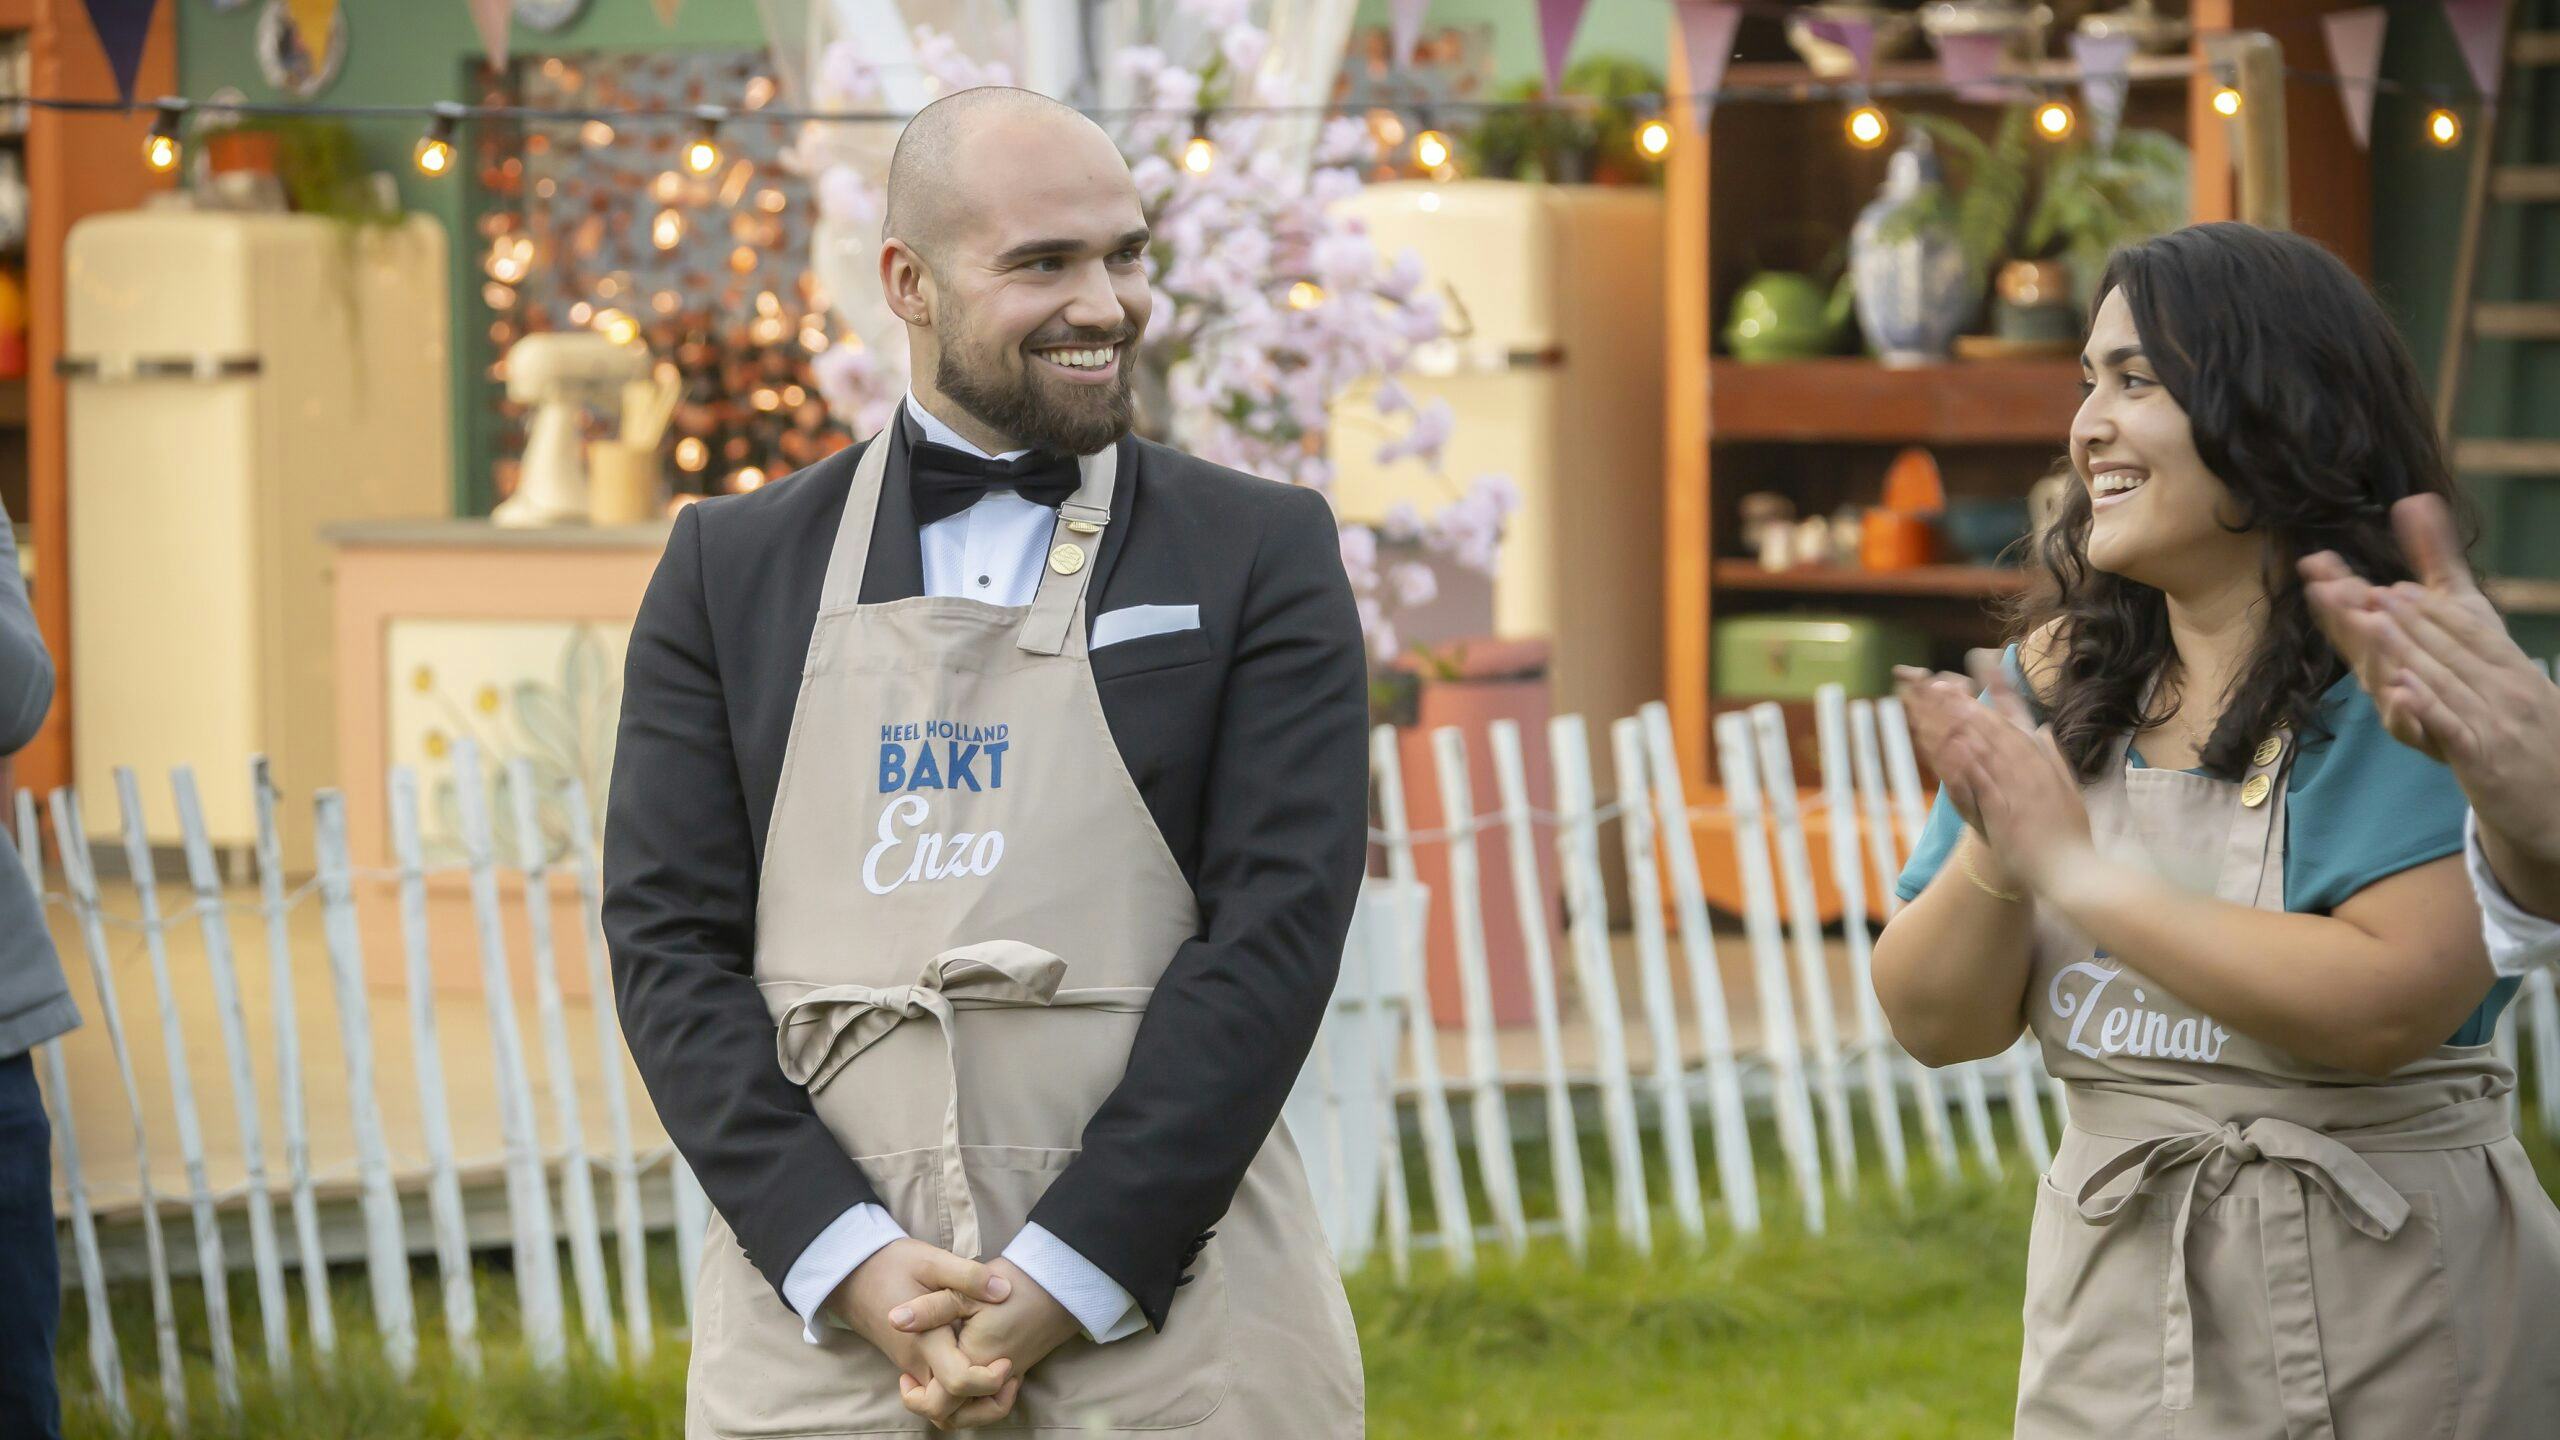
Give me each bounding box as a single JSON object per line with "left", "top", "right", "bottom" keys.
{"left": 1893, "top": 653, "right": 2100, "bottom": 903}
{"left": 828, "top": 1238, "right": 1085, "bottom": 1430}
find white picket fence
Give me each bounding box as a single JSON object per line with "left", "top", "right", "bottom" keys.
{"left": 31, "top": 685, "right": 2560, "bottom": 1429}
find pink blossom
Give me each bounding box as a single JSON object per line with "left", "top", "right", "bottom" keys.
{"left": 1389, "top": 560, "right": 1439, "bottom": 608}
{"left": 1311, "top": 232, "right": 1378, "bottom": 291}
{"left": 1219, "top": 27, "right": 1269, "bottom": 77}
{"left": 817, "top": 166, "right": 878, "bottom": 225}
{"left": 1339, "top": 524, "right": 1378, "bottom": 581}
{"left": 819, "top": 41, "right": 881, "bottom": 102}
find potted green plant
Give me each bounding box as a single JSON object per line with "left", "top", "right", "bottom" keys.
{"left": 1897, "top": 107, "right": 2189, "bottom": 317}
{"left": 1460, "top": 55, "right": 1665, "bottom": 185}
{"left": 202, "top": 115, "right": 403, "bottom": 225}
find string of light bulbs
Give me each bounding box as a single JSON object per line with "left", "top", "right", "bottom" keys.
{"left": 106, "top": 53, "right": 2480, "bottom": 185}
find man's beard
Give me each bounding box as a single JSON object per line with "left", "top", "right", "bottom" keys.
{"left": 936, "top": 322, "right": 1136, "bottom": 457}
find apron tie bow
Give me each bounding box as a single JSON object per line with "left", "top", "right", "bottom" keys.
{"left": 2071, "top": 1111, "right": 2410, "bottom": 1440}
{"left": 764, "top": 940, "right": 1150, "bottom": 1259}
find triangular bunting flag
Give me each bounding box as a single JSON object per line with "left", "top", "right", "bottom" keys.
{"left": 2071, "top": 32, "right": 2135, "bottom": 150}
{"left": 2441, "top": 0, "right": 2510, "bottom": 100}
{"left": 2321, "top": 7, "right": 2389, "bottom": 149}
{"left": 469, "top": 0, "right": 511, "bottom": 69}
{"left": 78, "top": 0, "right": 157, "bottom": 107}
{"left": 1538, "top": 0, "right": 1591, "bottom": 95}
{"left": 281, "top": 0, "right": 338, "bottom": 62}
{"left": 655, "top": 0, "right": 684, "bottom": 24}
{"left": 1391, "top": 0, "right": 1429, "bottom": 69}
{"left": 1674, "top": 1, "right": 1741, "bottom": 134}
{"left": 1937, "top": 32, "right": 2007, "bottom": 103}
{"left": 1806, "top": 15, "right": 1878, "bottom": 87}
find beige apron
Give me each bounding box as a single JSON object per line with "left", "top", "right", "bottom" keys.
{"left": 2017, "top": 720, "right": 2560, "bottom": 1439}
{"left": 686, "top": 436, "right": 1363, "bottom": 1438}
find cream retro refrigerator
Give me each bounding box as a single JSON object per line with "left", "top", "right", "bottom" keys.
{"left": 1328, "top": 179, "right": 1665, "bottom": 729}
{"left": 65, "top": 211, "right": 451, "bottom": 866}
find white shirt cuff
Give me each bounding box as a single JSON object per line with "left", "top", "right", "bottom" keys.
{"left": 781, "top": 1202, "right": 909, "bottom": 1344}
{"left": 2467, "top": 812, "right": 2560, "bottom": 977}
{"left": 1003, "top": 1222, "right": 1145, "bottom": 1343}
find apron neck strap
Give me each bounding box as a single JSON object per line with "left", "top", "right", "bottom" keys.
{"left": 1016, "top": 440, "right": 1120, "bottom": 658}
{"left": 819, "top": 425, "right": 897, "bottom": 613}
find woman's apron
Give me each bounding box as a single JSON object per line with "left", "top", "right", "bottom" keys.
{"left": 2016, "top": 722, "right": 2560, "bottom": 1439}
{"left": 685, "top": 436, "right": 1363, "bottom": 1438}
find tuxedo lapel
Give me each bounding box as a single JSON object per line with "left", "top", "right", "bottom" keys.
{"left": 855, "top": 420, "right": 926, "bottom": 603}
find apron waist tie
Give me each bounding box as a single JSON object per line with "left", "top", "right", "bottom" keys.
{"left": 2064, "top": 1087, "right": 2511, "bottom": 1440}
{"left": 765, "top": 939, "right": 1152, "bottom": 1259}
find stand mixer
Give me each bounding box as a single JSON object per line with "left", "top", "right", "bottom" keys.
{"left": 493, "top": 331, "right": 650, "bottom": 527}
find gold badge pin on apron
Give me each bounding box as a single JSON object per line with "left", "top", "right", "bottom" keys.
{"left": 684, "top": 431, "right": 1363, "bottom": 1439}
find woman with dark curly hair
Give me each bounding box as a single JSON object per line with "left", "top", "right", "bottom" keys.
{"left": 1870, "top": 222, "right": 2560, "bottom": 1438}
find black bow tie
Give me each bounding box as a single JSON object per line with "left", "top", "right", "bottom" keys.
{"left": 908, "top": 439, "right": 1080, "bottom": 526}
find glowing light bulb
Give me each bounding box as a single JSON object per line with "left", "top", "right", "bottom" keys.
{"left": 1637, "top": 118, "right": 1673, "bottom": 159}
{"left": 143, "top": 105, "right": 183, "bottom": 174}
{"left": 685, "top": 136, "right": 722, "bottom": 175}
{"left": 1846, "top": 105, "right": 1889, "bottom": 150}
{"left": 1413, "top": 129, "right": 1452, "bottom": 170}
{"left": 1287, "top": 281, "right": 1325, "bottom": 311}
{"left": 2212, "top": 86, "right": 2243, "bottom": 118}
{"left": 2426, "top": 108, "right": 2462, "bottom": 147}
{"left": 415, "top": 133, "right": 455, "bottom": 176}
{"left": 2035, "top": 101, "right": 2075, "bottom": 140}
{"left": 1182, "top": 134, "right": 1215, "bottom": 174}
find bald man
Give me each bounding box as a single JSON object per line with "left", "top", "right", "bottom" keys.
{"left": 606, "top": 88, "right": 1367, "bottom": 1435}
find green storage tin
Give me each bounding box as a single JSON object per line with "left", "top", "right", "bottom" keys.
{"left": 1712, "top": 614, "right": 1928, "bottom": 700}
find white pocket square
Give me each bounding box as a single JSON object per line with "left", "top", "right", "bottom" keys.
{"left": 1092, "top": 604, "right": 1200, "bottom": 650}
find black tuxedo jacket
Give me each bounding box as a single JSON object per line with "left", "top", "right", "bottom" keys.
{"left": 601, "top": 422, "right": 1369, "bottom": 1329}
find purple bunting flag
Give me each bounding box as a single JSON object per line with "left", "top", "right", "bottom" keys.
{"left": 1538, "top": 0, "right": 1592, "bottom": 95}
{"left": 2071, "top": 32, "right": 2135, "bottom": 150}
{"left": 2441, "top": 0, "right": 2510, "bottom": 100}
{"left": 1675, "top": 1, "right": 1742, "bottom": 134}
{"left": 1806, "top": 15, "right": 1879, "bottom": 86}
{"left": 1391, "top": 0, "right": 1430, "bottom": 69}
{"left": 1937, "top": 32, "right": 2008, "bottom": 103}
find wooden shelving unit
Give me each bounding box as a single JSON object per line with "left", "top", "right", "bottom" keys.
{"left": 1712, "top": 559, "right": 2027, "bottom": 599}
{"left": 1707, "top": 357, "right": 2082, "bottom": 443}
{"left": 1662, "top": 1, "right": 2379, "bottom": 786}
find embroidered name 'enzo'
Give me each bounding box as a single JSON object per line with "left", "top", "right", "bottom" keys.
{"left": 863, "top": 794, "right": 1004, "bottom": 895}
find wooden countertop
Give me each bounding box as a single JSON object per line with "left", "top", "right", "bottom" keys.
{"left": 323, "top": 518, "right": 675, "bottom": 550}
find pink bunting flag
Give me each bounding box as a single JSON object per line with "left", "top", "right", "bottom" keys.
{"left": 1538, "top": 0, "right": 1591, "bottom": 95}
{"left": 1937, "top": 31, "right": 2008, "bottom": 103}
{"left": 2071, "top": 32, "right": 2135, "bottom": 150}
{"left": 469, "top": 0, "right": 512, "bottom": 70}
{"left": 1806, "top": 15, "right": 1879, "bottom": 86}
{"left": 1675, "top": 1, "right": 1742, "bottom": 133}
{"left": 2441, "top": 0, "right": 2510, "bottom": 100}
{"left": 655, "top": 0, "right": 683, "bottom": 23}
{"left": 2321, "top": 7, "right": 2389, "bottom": 149}
{"left": 1390, "top": 0, "right": 1429, "bottom": 69}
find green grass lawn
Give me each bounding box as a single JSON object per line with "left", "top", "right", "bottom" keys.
{"left": 54, "top": 1112, "right": 2560, "bottom": 1438}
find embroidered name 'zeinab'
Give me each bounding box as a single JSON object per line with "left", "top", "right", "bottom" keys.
{"left": 867, "top": 719, "right": 1011, "bottom": 895}
{"left": 2048, "top": 954, "right": 2234, "bottom": 1064}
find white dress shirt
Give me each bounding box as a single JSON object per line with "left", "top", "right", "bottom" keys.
{"left": 2467, "top": 812, "right": 2560, "bottom": 976}
{"left": 779, "top": 393, "right": 1146, "bottom": 1346}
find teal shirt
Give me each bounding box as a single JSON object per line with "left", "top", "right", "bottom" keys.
{"left": 1893, "top": 646, "right": 2517, "bottom": 1046}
